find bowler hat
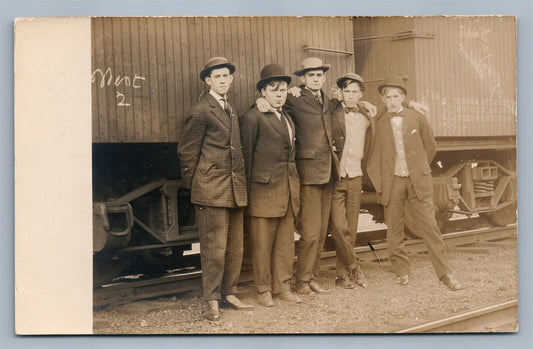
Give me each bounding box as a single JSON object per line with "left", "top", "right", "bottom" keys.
{"left": 256, "top": 64, "right": 292, "bottom": 91}
{"left": 378, "top": 75, "right": 407, "bottom": 95}
{"left": 293, "top": 57, "right": 331, "bottom": 76}
{"left": 200, "top": 57, "right": 236, "bottom": 81}
{"left": 336, "top": 72, "right": 366, "bottom": 91}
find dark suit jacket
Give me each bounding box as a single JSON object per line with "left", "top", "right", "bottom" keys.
{"left": 240, "top": 107, "right": 300, "bottom": 218}
{"left": 177, "top": 93, "right": 247, "bottom": 208}
{"left": 366, "top": 108, "right": 437, "bottom": 206}
{"left": 329, "top": 99, "right": 373, "bottom": 178}
{"left": 284, "top": 87, "right": 340, "bottom": 185}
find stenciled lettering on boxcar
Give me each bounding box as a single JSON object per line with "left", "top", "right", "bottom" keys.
{"left": 91, "top": 67, "right": 147, "bottom": 107}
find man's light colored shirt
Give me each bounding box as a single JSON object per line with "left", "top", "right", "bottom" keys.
{"left": 340, "top": 103, "right": 370, "bottom": 178}
{"left": 390, "top": 109, "right": 409, "bottom": 177}
{"left": 209, "top": 89, "right": 226, "bottom": 109}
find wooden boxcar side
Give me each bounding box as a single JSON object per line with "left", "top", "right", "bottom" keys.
{"left": 353, "top": 16, "right": 516, "bottom": 141}
{"left": 92, "top": 16, "right": 356, "bottom": 143}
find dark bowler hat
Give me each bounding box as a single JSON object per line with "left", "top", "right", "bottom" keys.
{"left": 200, "top": 56, "right": 236, "bottom": 81}
{"left": 336, "top": 72, "right": 366, "bottom": 91}
{"left": 256, "top": 64, "right": 292, "bottom": 91}
{"left": 378, "top": 75, "right": 407, "bottom": 95}
{"left": 293, "top": 57, "right": 331, "bottom": 76}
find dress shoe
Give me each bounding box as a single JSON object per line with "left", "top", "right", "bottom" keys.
{"left": 257, "top": 291, "right": 274, "bottom": 307}
{"left": 440, "top": 274, "right": 466, "bottom": 291}
{"left": 277, "top": 291, "right": 302, "bottom": 303}
{"left": 294, "top": 280, "right": 312, "bottom": 295}
{"left": 335, "top": 275, "right": 356, "bottom": 289}
{"left": 309, "top": 280, "right": 332, "bottom": 293}
{"left": 351, "top": 265, "right": 368, "bottom": 288}
{"left": 206, "top": 300, "right": 220, "bottom": 321}
{"left": 396, "top": 274, "right": 409, "bottom": 286}
{"left": 224, "top": 294, "right": 255, "bottom": 310}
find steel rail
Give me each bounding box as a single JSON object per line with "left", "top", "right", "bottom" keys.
{"left": 395, "top": 298, "right": 518, "bottom": 333}
{"left": 94, "top": 224, "right": 516, "bottom": 308}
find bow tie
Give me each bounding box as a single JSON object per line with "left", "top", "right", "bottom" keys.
{"left": 344, "top": 106, "right": 359, "bottom": 114}
{"left": 388, "top": 112, "right": 404, "bottom": 118}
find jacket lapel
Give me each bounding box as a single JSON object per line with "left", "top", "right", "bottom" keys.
{"left": 206, "top": 94, "right": 231, "bottom": 129}
{"left": 379, "top": 113, "right": 396, "bottom": 152}
{"left": 300, "top": 88, "right": 322, "bottom": 110}
{"left": 333, "top": 105, "right": 346, "bottom": 139}
{"left": 402, "top": 111, "right": 417, "bottom": 136}
{"left": 264, "top": 111, "right": 290, "bottom": 145}
{"left": 283, "top": 109, "right": 296, "bottom": 147}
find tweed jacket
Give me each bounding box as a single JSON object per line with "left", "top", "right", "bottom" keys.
{"left": 240, "top": 106, "right": 300, "bottom": 218}
{"left": 366, "top": 107, "right": 437, "bottom": 206}
{"left": 329, "top": 99, "right": 374, "bottom": 179}
{"left": 177, "top": 93, "right": 247, "bottom": 208}
{"left": 284, "top": 86, "right": 340, "bottom": 185}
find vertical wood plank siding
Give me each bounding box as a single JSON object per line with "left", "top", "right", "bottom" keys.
{"left": 92, "top": 17, "right": 355, "bottom": 143}
{"left": 353, "top": 16, "right": 516, "bottom": 137}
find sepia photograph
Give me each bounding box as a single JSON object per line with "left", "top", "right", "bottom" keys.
{"left": 14, "top": 13, "right": 519, "bottom": 337}
{"left": 88, "top": 16, "right": 517, "bottom": 334}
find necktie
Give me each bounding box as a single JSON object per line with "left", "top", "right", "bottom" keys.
{"left": 388, "top": 111, "right": 403, "bottom": 118}
{"left": 344, "top": 106, "right": 359, "bottom": 114}
{"left": 315, "top": 92, "right": 323, "bottom": 105}
{"left": 277, "top": 109, "right": 293, "bottom": 145}
{"left": 222, "top": 98, "right": 232, "bottom": 117}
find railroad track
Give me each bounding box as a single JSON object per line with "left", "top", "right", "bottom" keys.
{"left": 94, "top": 223, "right": 516, "bottom": 308}
{"left": 395, "top": 298, "right": 518, "bottom": 333}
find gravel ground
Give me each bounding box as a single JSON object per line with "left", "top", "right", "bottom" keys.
{"left": 93, "top": 236, "right": 517, "bottom": 334}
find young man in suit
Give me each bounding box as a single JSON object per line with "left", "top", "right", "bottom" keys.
{"left": 240, "top": 64, "right": 302, "bottom": 306}
{"left": 285, "top": 73, "right": 427, "bottom": 290}
{"left": 280, "top": 57, "right": 339, "bottom": 295}
{"left": 328, "top": 73, "right": 372, "bottom": 289}
{"left": 178, "top": 57, "right": 253, "bottom": 321}
{"left": 366, "top": 75, "right": 464, "bottom": 291}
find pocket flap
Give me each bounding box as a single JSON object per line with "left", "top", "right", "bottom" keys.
{"left": 251, "top": 172, "right": 271, "bottom": 183}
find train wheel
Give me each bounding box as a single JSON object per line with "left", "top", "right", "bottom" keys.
{"left": 480, "top": 202, "right": 517, "bottom": 227}
{"left": 93, "top": 252, "right": 128, "bottom": 287}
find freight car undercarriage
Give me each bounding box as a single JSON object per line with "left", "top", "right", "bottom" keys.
{"left": 92, "top": 141, "right": 516, "bottom": 287}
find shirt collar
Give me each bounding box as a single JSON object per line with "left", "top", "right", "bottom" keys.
{"left": 387, "top": 108, "right": 404, "bottom": 118}
{"left": 342, "top": 102, "right": 359, "bottom": 113}
{"left": 304, "top": 86, "right": 321, "bottom": 97}
{"left": 209, "top": 89, "right": 226, "bottom": 101}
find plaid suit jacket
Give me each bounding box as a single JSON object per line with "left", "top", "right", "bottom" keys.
{"left": 178, "top": 93, "right": 247, "bottom": 208}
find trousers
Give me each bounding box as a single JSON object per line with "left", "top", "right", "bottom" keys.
{"left": 249, "top": 200, "right": 295, "bottom": 294}
{"left": 384, "top": 176, "right": 450, "bottom": 278}
{"left": 195, "top": 205, "right": 244, "bottom": 301}
{"left": 296, "top": 182, "right": 333, "bottom": 281}
{"left": 329, "top": 176, "right": 362, "bottom": 277}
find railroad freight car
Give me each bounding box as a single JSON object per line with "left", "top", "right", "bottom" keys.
{"left": 92, "top": 16, "right": 516, "bottom": 286}
{"left": 353, "top": 16, "right": 516, "bottom": 231}
{"left": 91, "top": 16, "right": 356, "bottom": 285}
